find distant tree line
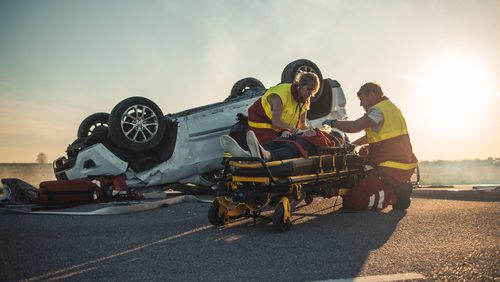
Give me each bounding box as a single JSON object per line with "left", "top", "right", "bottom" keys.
{"left": 420, "top": 157, "right": 500, "bottom": 166}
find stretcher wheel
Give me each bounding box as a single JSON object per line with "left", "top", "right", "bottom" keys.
{"left": 208, "top": 198, "right": 225, "bottom": 226}
{"left": 304, "top": 193, "right": 313, "bottom": 205}
{"left": 273, "top": 204, "right": 291, "bottom": 232}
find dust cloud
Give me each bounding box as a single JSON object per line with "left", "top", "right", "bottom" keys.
{"left": 0, "top": 164, "right": 55, "bottom": 188}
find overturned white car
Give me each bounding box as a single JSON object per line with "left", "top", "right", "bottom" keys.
{"left": 53, "top": 59, "right": 348, "bottom": 190}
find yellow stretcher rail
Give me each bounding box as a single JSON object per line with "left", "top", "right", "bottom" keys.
{"left": 229, "top": 157, "right": 306, "bottom": 169}
{"left": 230, "top": 167, "right": 359, "bottom": 185}
{"left": 231, "top": 176, "right": 277, "bottom": 184}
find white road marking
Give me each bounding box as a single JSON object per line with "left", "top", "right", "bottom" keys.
{"left": 313, "top": 272, "right": 425, "bottom": 282}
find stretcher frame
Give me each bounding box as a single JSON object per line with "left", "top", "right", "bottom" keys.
{"left": 208, "top": 146, "right": 365, "bottom": 231}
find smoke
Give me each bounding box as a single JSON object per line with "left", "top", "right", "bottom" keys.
{"left": 419, "top": 159, "right": 500, "bottom": 185}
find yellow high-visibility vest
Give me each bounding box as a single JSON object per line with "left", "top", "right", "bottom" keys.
{"left": 366, "top": 99, "right": 417, "bottom": 170}
{"left": 248, "top": 83, "right": 306, "bottom": 131}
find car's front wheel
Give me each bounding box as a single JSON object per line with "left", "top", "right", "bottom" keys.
{"left": 108, "top": 96, "right": 165, "bottom": 153}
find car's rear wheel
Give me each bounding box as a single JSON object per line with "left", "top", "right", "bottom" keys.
{"left": 77, "top": 112, "right": 109, "bottom": 139}
{"left": 281, "top": 59, "right": 323, "bottom": 102}
{"left": 226, "top": 77, "right": 265, "bottom": 100}
{"left": 108, "top": 96, "right": 165, "bottom": 153}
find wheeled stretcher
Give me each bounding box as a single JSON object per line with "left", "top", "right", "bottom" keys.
{"left": 208, "top": 145, "right": 365, "bottom": 231}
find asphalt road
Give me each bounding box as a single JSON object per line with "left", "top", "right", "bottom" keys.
{"left": 1, "top": 189, "right": 499, "bottom": 281}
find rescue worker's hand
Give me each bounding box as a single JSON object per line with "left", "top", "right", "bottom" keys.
{"left": 301, "top": 129, "right": 317, "bottom": 137}
{"left": 280, "top": 130, "right": 292, "bottom": 139}
{"left": 322, "top": 119, "right": 337, "bottom": 127}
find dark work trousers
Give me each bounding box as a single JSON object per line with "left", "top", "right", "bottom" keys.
{"left": 263, "top": 139, "right": 318, "bottom": 161}
{"left": 343, "top": 166, "right": 414, "bottom": 210}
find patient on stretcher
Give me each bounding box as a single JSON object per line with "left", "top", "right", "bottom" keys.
{"left": 220, "top": 128, "right": 346, "bottom": 161}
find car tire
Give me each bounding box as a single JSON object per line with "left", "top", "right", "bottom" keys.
{"left": 108, "top": 96, "right": 165, "bottom": 153}
{"left": 77, "top": 112, "right": 109, "bottom": 139}
{"left": 226, "top": 77, "right": 265, "bottom": 101}
{"left": 281, "top": 59, "right": 323, "bottom": 102}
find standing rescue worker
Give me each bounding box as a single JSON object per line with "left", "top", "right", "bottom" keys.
{"left": 323, "top": 82, "right": 418, "bottom": 210}
{"left": 247, "top": 72, "right": 320, "bottom": 143}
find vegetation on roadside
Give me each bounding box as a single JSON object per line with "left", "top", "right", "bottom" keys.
{"left": 417, "top": 158, "right": 500, "bottom": 185}
{"left": 1, "top": 158, "right": 499, "bottom": 188}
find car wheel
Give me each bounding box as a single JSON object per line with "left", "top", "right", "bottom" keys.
{"left": 77, "top": 112, "right": 109, "bottom": 139}
{"left": 108, "top": 96, "right": 165, "bottom": 152}
{"left": 226, "top": 77, "right": 265, "bottom": 100}
{"left": 281, "top": 59, "right": 323, "bottom": 102}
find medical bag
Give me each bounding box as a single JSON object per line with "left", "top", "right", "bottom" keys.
{"left": 38, "top": 180, "right": 97, "bottom": 206}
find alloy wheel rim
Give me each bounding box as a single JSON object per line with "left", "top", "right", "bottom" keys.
{"left": 120, "top": 104, "right": 159, "bottom": 143}
{"left": 297, "top": 65, "right": 316, "bottom": 74}
{"left": 87, "top": 122, "right": 107, "bottom": 136}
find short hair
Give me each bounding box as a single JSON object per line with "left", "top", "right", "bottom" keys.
{"left": 294, "top": 72, "right": 320, "bottom": 96}
{"left": 358, "top": 82, "right": 384, "bottom": 97}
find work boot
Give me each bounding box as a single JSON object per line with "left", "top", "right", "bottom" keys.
{"left": 392, "top": 183, "right": 413, "bottom": 210}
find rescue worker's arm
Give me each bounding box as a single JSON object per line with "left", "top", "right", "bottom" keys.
{"left": 269, "top": 94, "right": 299, "bottom": 133}
{"left": 331, "top": 115, "right": 376, "bottom": 133}
{"left": 297, "top": 112, "right": 309, "bottom": 130}
{"left": 352, "top": 135, "right": 368, "bottom": 146}
{"left": 297, "top": 112, "right": 317, "bottom": 136}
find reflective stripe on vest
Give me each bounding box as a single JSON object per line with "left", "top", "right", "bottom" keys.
{"left": 260, "top": 83, "right": 306, "bottom": 128}
{"left": 378, "top": 161, "right": 418, "bottom": 170}
{"left": 247, "top": 120, "right": 280, "bottom": 131}
{"left": 366, "top": 100, "right": 408, "bottom": 143}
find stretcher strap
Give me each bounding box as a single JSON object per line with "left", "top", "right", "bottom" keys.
{"left": 332, "top": 156, "right": 336, "bottom": 173}
{"left": 319, "top": 155, "right": 324, "bottom": 173}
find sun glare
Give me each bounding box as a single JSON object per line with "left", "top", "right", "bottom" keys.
{"left": 418, "top": 56, "right": 494, "bottom": 131}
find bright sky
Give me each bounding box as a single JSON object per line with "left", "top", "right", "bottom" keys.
{"left": 0, "top": 0, "right": 499, "bottom": 163}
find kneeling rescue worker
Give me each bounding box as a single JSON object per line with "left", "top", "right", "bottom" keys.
{"left": 323, "top": 82, "right": 418, "bottom": 210}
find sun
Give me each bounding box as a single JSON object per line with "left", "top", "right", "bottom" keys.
{"left": 417, "top": 56, "right": 494, "bottom": 131}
